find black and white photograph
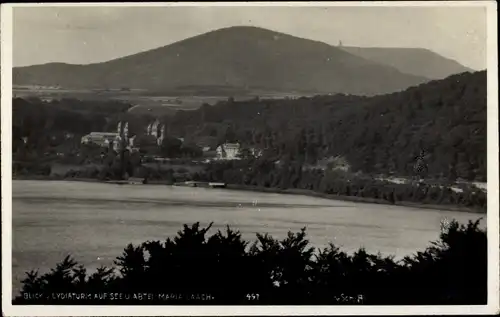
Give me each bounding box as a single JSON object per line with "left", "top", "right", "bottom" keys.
{"left": 1, "top": 2, "right": 499, "bottom": 315}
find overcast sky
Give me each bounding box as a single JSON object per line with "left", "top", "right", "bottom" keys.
{"left": 12, "top": 5, "right": 487, "bottom": 70}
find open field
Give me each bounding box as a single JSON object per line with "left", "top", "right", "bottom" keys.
{"left": 13, "top": 87, "right": 315, "bottom": 116}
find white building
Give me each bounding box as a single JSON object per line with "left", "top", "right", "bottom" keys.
{"left": 216, "top": 143, "right": 241, "bottom": 160}
{"left": 81, "top": 121, "right": 133, "bottom": 151}
{"left": 117, "top": 121, "right": 129, "bottom": 140}
{"left": 145, "top": 119, "right": 166, "bottom": 146}
{"left": 146, "top": 119, "right": 160, "bottom": 137}
{"left": 81, "top": 132, "right": 119, "bottom": 147}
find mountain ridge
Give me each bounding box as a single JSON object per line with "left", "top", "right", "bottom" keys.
{"left": 14, "top": 26, "right": 430, "bottom": 96}
{"left": 339, "top": 45, "right": 475, "bottom": 80}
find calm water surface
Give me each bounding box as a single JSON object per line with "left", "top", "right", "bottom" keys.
{"left": 12, "top": 180, "right": 483, "bottom": 295}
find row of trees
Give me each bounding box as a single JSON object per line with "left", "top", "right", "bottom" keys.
{"left": 14, "top": 219, "right": 486, "bottom": 305}
{"left": 14, "top": 145, "right": 485, "bottom": 211}
{"left": 138, "top": 158, "right": 486, "bottom": 211}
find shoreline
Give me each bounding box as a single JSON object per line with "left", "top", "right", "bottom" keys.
{"left": 12, "top": 175, "right": 485, "bottom": 214}
{"left": 224, "top": 184, "right": 485, "bottom": 214}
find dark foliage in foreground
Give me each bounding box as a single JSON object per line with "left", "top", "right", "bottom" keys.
{"left": 14, "top": 219, "right": 486, "bottom": 305}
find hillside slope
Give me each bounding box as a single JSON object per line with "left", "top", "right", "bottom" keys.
{"left": 14, "top": 26, "right": 428, "bottom": 96}
{"left": 165, "top": 70, "right": 487, "bottom": 181}
{"left": 340, "top": 46, "right": 475, "bottom": 79}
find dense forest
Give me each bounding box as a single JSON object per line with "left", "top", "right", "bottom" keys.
{"left": 161, "top": 71, "right": 486, "bottom": 181}
{"left": 13, "top": 70, "right": 487, "bottom": 186}
{"left": 12, "top": 97, "right": 135, "bottom": 157}
{"left": 14, "top": 219, "right": 486, "bottom": 305}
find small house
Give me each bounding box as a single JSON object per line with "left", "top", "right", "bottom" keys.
{"left": 216, "top": 143, "right": 241, "bottom": 160}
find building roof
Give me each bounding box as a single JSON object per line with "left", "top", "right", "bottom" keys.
{"left": 88, "top": 132, "right": 119, "bottom": 137}
{"left": 222, "top": 143, "right": 240, "bottom": 149}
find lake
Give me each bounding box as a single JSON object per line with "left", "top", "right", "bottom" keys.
{"left": 11, "top": 180, "right": 483, "bottom": 296}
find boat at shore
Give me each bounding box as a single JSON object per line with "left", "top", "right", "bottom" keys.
{"left": 173, "top": 181, "right": 226, "bottom": 188}
{"left": 208, "top": 182, "right": 227, "bottom": 188}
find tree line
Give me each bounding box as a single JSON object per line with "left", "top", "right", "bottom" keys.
{"left": 148, "top": 159, "right": 487, "bottom": 211}
{"left": 14, "top": 219, "right": 486, "bottom": 305}
{"left": 159, "top": 71, "right": 486, "bottom": 182}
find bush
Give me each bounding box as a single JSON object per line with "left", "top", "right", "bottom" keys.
{"left": 13, "top": 219, "right": 486, "bottom": 305}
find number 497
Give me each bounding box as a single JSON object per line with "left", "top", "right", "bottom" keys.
{"left": 246, "top": 293, "right": 260, "bottom": 301}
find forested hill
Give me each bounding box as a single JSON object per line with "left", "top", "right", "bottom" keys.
{"left": 165, "top": 70, "right": 487, "bottom": 181}
{"left": 13, "top": 26, "right": 427, "bottom": 96}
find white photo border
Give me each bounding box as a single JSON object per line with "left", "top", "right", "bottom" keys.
{"left": 1, "top": 1, "right": 498, "bottom": 316}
